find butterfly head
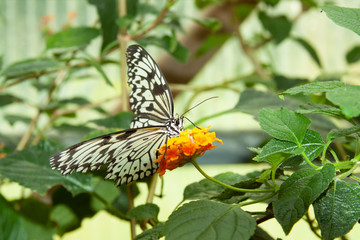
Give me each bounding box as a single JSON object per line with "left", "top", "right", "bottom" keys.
{"left": 166, "top": 117, "right": 184, "bottom": 137}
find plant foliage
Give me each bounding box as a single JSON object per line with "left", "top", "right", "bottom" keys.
{"left": 0, "top": 1, "right": 359, "bottom": 239}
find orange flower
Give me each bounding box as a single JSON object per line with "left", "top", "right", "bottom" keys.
{"left": 154, "top": 126, "right": 223, "bottom": 176}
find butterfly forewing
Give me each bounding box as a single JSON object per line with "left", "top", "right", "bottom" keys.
{"left": 50, "top": 127, "right": 168, "bottom": 185}
{"left": 127, "top": 45, "right": 174, "bottom": 128}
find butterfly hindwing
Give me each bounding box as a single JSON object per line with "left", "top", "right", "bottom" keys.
{"left": 50, "top": 127, "right": 168, "bottom": 185}
{"left": 127, "top": 45, "right": 174, "bottom": 128}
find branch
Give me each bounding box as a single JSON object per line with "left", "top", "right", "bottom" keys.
{"left": 130, "top": 0, "right": 175, "bottom": 40}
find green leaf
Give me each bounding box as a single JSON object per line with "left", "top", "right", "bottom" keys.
{"left": 327, "top": 125, "right": 360, "bottom": 142}
{"left": 259, "top": 12, "right": 292, "bottom": 44}
{"left": 259, "top": 108, "right": 311, "bottom": 144}
{"left": 49, "top": 204, "right": 78, "bottom": 235}
{"left": 194, "top": 0, "right": 221, "bottom": 9}
{"left": 46, "top": 27, "right": 99, "bottom": 49}
{"left": 297, "top": 103, "right": 342, "bottom": 117}
{"left": 164, "top": 200, "right": 256, "bottom": 240}
{"left": 326, "top": 85, "right": 360, "bottom": 118}
{"left": 214, "top": 178, "right": 262, "bottom": 203}
{"left": 235, "top": 89, "right": 297, "bottom": 118}
{"left": 88, "top": 0, "right": 118, "bottom": 51}
{"left": 0, "top": 141, "right": 93, "bottom": 195}
{"left": 183, "top": 172, "right": 247, "bottom": 200}
{"left": 256, "top": 129, "right": 324, "bottom": 165}
{"left": 1, "top": 58, "right": 63, "bottom": 79}
{"left": 321, "top": 6, "right": 360, "bottom": 36}
{"left": 4, "top": 114, "right": 32, "bottom": 126}
{"left": 0, "top": 194, "right": 27, "bottom": 240}
{"left": 90, "top": 112, "right": 133, "bottom": 129}
{"left": 234, "top": 4, "right": 254, "bottom": 21}
{"left": 0, "top": 194, "right": 54, "bottom": 240}
{"left": 195, "top": 33, "right": 231, "bottom": 56}
{"left": 300, "top": 129, "right": 325, "bottom": 161}
{"left": 90, "top": 178, "right": 120, "bottom": 212}
{"left": 135, "top": 222, "right": 164, "bottom": 240}
{"left": 273, "top": 164, "right": 336, "bottom": 234}
{"left": 259, "top": 0, "right": 280, "bottom": 6}
{"left": 292, "top": 37, "right": 322, "bottom": 67}
{"left": 313, "top": 180, "right": 360, "bottom": 240}
{"left": 346, "top": 45, "right": 360, "bottom": 63}
{"left": 137, "top": 36, "right": 190, "bottom": 63}
{"left": 0, "top": 94, "right": 23, "bottom": 107}
{"left": 256, "top": 139, "right": 298, "bottom": 162}
{"left": 127, "top": 203, "right": 159, "bottom": 221}
{"left": 274, "top": 75, "right": 308, "bottom": 91}
{"left": 194, "top": 18, "right": 221, "bottom": 32}
{"left": 281, "top": 81, "right": 345, "bottom": 95}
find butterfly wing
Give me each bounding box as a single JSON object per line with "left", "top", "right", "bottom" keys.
{"left": 50, "top": 127, "right": 167, "bottom": 185}
{"left": 126, "top": 45, "right": 174, "bottom": 128}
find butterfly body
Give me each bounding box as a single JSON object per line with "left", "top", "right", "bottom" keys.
{"left": 50, "top": 45, "right": 183, "bottom": 186}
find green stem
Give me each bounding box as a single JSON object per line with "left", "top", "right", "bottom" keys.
{"left": 321, "top": 141, "right": 332, "bottom": 165}
{"left": 301, "top": 151, "right": 319, "bottom": 169}
{"left": 239, "top": 192, "right": 277, "bottom": 207}
{"left": 190, "top": 159, "right": 274, "bottom": 193}
{"left": 337, "top": 160, "right": 359, "bottom": 180}
{"left": 92, "top": 191, "right": 129, "bottom": 220}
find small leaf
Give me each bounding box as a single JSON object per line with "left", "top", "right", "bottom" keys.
{"left": 255, "top": 139, "right": 299, "bottom": 162}
{"left": 281, "top": 81, "right": 344, "bottom": 95}
{"left": 327, "top": 125, "right": 360, "bottom": 142}
{"left": 0, "top": 94, "right": 23, "bottom": 107}
{"left": 135, "top": 222, "right": 165, "bottom": 240}
{"left": 235, "top": 89, "right": 298, "bottom": 118}
{"left": 274, "top": 75, "right": 308, "bottom": 91}
{"left": 313, "top": 180, "right": 360, "bottom": 240}
{"left": 195, "top": 33, "right": 231, "bottom": 56}
{"left": 183, "top": 172, "right": 247, "bottom": 200}
{"left": 297, "top": 103, "right": 342, "bottom": 117}
{"left": 292, "top": 37, "right": 322, "bottom": 67}
{"left": 0, "top": 141, "right": 93, "bottom": 195}
{"left": 194, "top": 18, "right": 221, "bottom": 31}
{"left": 127, "top": 203, "right": 159, "bottom": 221}
{"left": 234, "top": 4, "right": 254, "bottom": 21}
{"left": 164, "top": 200, "right": 256, "bottom": 240}
{"left": 1, "top": 58, "right": 62, "bottom": 79}
{"left": 259, "top": 108, "right": 311, "bottom": 144}
{"left": 4, "top": 114, "right": 32, "bottom": 126}
{"left": 194, "top": 0, "right": 221, "bottom": 9}
{"left": 88, "top": 0, "right": 118, "bottom": 51}
{"left": 346, "top": 45, "right": 360, "bottom": 63}
{"left": 46, "top": 27, "right": 99, "bottom": 49}
{"left": 259, "top": 12, "right": 292, "bottom": 44}
{"left": 0, "top": 194, "right": 27, "bottom": 240}
{"left": 50, "top": 204, "right": 78, "bottom": 235}
{"left": 321, "top": 6, "right": 360, "bottom": 36}
{"left": 326, "top": 85, "right": 360, "bottom": 118}
{"left": 273, "top": 164, "right": 336, "bottom": 234}
{"left": 0, "top": 194, "right": 54, "bottom": 240}
{"left": 137, "top": 36, "right": 189, "bottom": 63}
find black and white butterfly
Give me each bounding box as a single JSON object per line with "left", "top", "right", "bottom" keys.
{"left": 50, "top": 45, "right": 184, "bottom": 186}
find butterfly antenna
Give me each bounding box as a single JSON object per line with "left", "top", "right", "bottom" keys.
{"left": 184, "top": 116, "right": 200, "bottom": 129}
{"left": 180, "top": 96, "right": 218, "bottom": 117}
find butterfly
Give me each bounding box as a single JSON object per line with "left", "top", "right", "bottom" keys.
{"left": 50, "top": 45, "right": 184, "bottom": 186}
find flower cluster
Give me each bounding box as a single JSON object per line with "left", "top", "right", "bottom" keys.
{"left": 154, "top": 126, "right": 223, "bottom": 176}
